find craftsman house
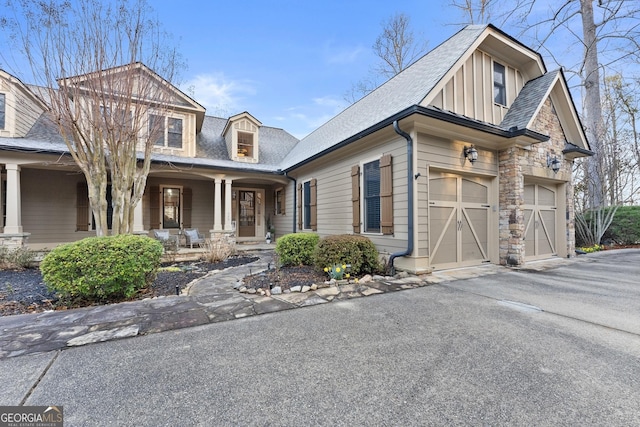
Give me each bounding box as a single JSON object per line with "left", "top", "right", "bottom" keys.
{"left": 0, "top": 24, "right": 591, "bottom": 272}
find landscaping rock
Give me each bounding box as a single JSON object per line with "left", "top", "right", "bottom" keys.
{"left": 359, "top": 274, "right": 373, "bottom": 284}
{"left": 301, "top": 285, "right": 311, "bottom": 293}
{"left": 310, "top": 284, "right": 318, "bottom": 291}
{"left": 271, "top": 286, "right": 282, "bottom": 295}
{"left": 290, "top": 285, "right": 302, "bottom": 293}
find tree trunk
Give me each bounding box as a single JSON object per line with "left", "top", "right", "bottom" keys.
{"left": 580, "top": 0, "right": 605, "bottom": 208}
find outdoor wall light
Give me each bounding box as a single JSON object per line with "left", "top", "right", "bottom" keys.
{"left": 464, "top": 145, "right": 478, "bottom": 164}
{"left": 547, "top": 153, "right": 561, "bottom": 174}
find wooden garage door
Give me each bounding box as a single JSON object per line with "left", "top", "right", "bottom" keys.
{"left": 524, "top": 183, "right": 557, "bottom": 260}
{"left": 429, "top": 172, "right": 490, "bottom": 269}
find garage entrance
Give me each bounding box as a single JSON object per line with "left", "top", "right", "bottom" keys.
{"left": 429, "top": 172, "right": 491, "bottom": 269}
{"left": 523, "top": 183, "right": 557, "bottom": 260}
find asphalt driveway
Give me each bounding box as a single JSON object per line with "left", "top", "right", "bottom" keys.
{"left": 2, "top": 249, "right": 639, "bottom": 426}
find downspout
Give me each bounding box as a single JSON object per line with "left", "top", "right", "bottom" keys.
{"left": 389, "top": 120, "right": 414, "bottom": 275}
{"left": 283, "top": 172, "right": 297, "bottom": 233}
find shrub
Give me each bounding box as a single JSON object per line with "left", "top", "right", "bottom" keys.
{"left": 602, "top": 205, "right": 640, "bottom": 246}
{"left": 40, "top": 235, "right": 163, "bottom": 302}
{"left": 275, "top": 233, "right": 319, "bottom": 266}
{"left": 0, "top": 246, "right": 36, "bottom": 270}
{"left": 313, "top": 235, "right": 381, "bottom": 275}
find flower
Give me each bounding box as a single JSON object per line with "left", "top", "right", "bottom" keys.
{"left": 336, "top": 267, "right": 341, "bottom": 273}
{"left": 324, "top": 267, "right": 329, "bottom": 272}
{"left": 345, "top": 273, "right": 350, "bottom": 278}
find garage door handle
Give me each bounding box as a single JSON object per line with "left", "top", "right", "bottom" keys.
{"left": 481, "top": 204, "right": 490, "bottom": 207}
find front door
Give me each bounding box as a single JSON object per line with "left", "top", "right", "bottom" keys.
{"left": 238, "top": 190, "right": 256, "bottom": 237}
{"left": 429, "top": 172, "right": 491, "bottom": 269}
{"left": 524, "top": 183, "right": 557, "bottom": 259}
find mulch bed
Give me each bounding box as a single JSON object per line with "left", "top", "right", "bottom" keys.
{"left": 243, "top": 265, "right": 328, "bottom": 291}
{"left": 0, "top": 256, "right": 257, "bottom": 317}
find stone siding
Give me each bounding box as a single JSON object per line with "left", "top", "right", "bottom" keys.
{"left": 498, "top": 98, "right": 575, "bottom": 265}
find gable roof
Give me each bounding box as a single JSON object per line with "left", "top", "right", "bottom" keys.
{"left": 279, "top": 25, "right": 491, "bottom": 170}
{"left": 501, "top": 69, "right": 590, "bottom": 151}
{"left": 58, "top": 62, "right": 207, "bottom": 132}
{"left": 0, "top": 69, "right": 49, "bottom": 111}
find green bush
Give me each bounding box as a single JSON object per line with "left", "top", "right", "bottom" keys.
{"left": 275, "top": 233, "right": 319, "bottom": 266}
{"left": 313, "top": 235, "right": 381, "bottom": 275}
{"left": 602, "top": 206, "right": 640, "bottom": 245}
{"left": 40, "top": 235, "right": 163, "bottom": 302}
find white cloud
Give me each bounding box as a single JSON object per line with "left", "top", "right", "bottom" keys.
{"left": 180, "top": 73, "right": 256, "bottom": 116}
{"left": 278, "top": 95, "right": 348, "bottom": 138}
{"left": 326, "top": 45, "right": 366, "bottom": 64}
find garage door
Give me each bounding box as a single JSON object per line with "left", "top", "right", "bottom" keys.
{"left": 429, "top": 172, "right": 490, "bottom": 269}
{"left": 524, "top": 183, "right": 557, "bottom": 260}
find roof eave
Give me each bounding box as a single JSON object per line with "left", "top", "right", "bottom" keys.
{"left": 283, "top": 105, "right": 549, "bottom": 172}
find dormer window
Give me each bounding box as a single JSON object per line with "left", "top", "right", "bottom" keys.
{"left": 493, "top": 62, "right": 506, "bottom": 106}
{"left": 237, "top": 132, "right": 254, "bottom": 157}
{"left": 0, "top": 93, "right": 5, "bottom": 129}
{"left": 150, "top": 114, "right": 183, "bottom": 149}
{"left": 222, "top": 112, "right": 261, "bottom": 163}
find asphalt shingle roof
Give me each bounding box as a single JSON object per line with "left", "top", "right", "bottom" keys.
{"left": 500, "top": 70, "right": 560, "bottom": 131}
{"left": 279, "top": 25, "right": 489, "bottom": 170}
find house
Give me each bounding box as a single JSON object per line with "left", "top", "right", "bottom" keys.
{"left": 0, "top": 24, "right": 592, "bottom": 272}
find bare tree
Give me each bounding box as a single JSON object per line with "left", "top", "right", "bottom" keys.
{"left": 453, "top": 0, "right": 640, "bottom": 209}
{"left": 345, "top": 13, "right": 428, "bottom": 103}
{"left": 2, "top": 0, "right": 182, "bottom": 235}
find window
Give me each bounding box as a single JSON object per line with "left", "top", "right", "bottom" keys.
{"left": 303, "top": 181, "right": 311, "bottom": 229}
{"left": 275, "top": 188, "right": 285, "bottom": 215}
{"left": 352, "top": 154, "right": 393, "bottom": 235}
{"left": 162, "top": 187, "right": 181, "bottom": 228}
{"left": 363, "top": 160, "right": 381, "bottom": 233}
{"left": 0, "top": 93, "right": 5, "bottom": 129}
{"left": 297, "top": 179, "right": 316, "bottom": 231}
{"left": 167, "top": 117, "right": 182, "bottom": 148}
{"left": 150, "top": 114, "right": 183, "bottom": 149}
{"left": 493, "top": 62, "right": 506, "bottom": 105}
{"left": 237, "top": 132, "right": 254, "bottom": 157}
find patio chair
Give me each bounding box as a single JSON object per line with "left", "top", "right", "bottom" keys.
{"left": 152, "top": 229, "right": 178, "bottom": 252}
{"left": 183, "top": 228, "right": 206, "bottom": 249}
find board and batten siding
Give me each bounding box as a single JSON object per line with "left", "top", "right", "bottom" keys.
{"left": 416, "top": 133, "right": 499, "bottom": 259}
{"left": 290, "top": 131, "right": 409, "bottom": 257}
{"left": 0, "top": 78, "right": 45, "bottom": 138}
{"left": 427, "top": 49, "right": 525, "bottom": 126}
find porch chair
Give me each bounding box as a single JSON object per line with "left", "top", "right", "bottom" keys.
{"left": 183, "top": 228, "right": 206, "bottom": 248}
{"left": 152, "top": 229, "right": 178, "bottom": 252}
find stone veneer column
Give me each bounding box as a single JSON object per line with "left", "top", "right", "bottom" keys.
{"left": 566, "top": 181, "right": 576, "bottom": 257}
{"left": 498, "top": 147, "right": 525, "bottom": 266}
{"left": 213, "top": 178, "right": 223, "bottom": 231}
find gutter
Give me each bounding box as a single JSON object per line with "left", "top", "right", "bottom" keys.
{"left": 282, "top": 171, "right": 297, "bottom": 234}
{"left": 388, "top": 120, "right": 414, "bottom": 275}
{"left": 282, "top": 104, "right": 549, "bottom": 173}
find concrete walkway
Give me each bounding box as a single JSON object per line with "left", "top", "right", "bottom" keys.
{"left": 0, "top": 251, "right": 577, "bottom": 359}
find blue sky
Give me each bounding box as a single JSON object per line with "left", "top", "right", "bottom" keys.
{"left": 1, "top": 0, "right": 606, "bottom": 139}
{"left": 152, "top": 0, "right": 471, "bottom": 138}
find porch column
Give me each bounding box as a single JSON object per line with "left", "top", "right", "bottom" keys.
{"left": 4, "top": 164, "right": 23, "bottom": 234}
{"left": 224, "top": 179, "right": 233, "bottom": 231}
{"left": 213, "top": 178, "right": 223, "bottom": 231}
{"left": 133, "top": 198, "right": 146, "bottom": 234}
